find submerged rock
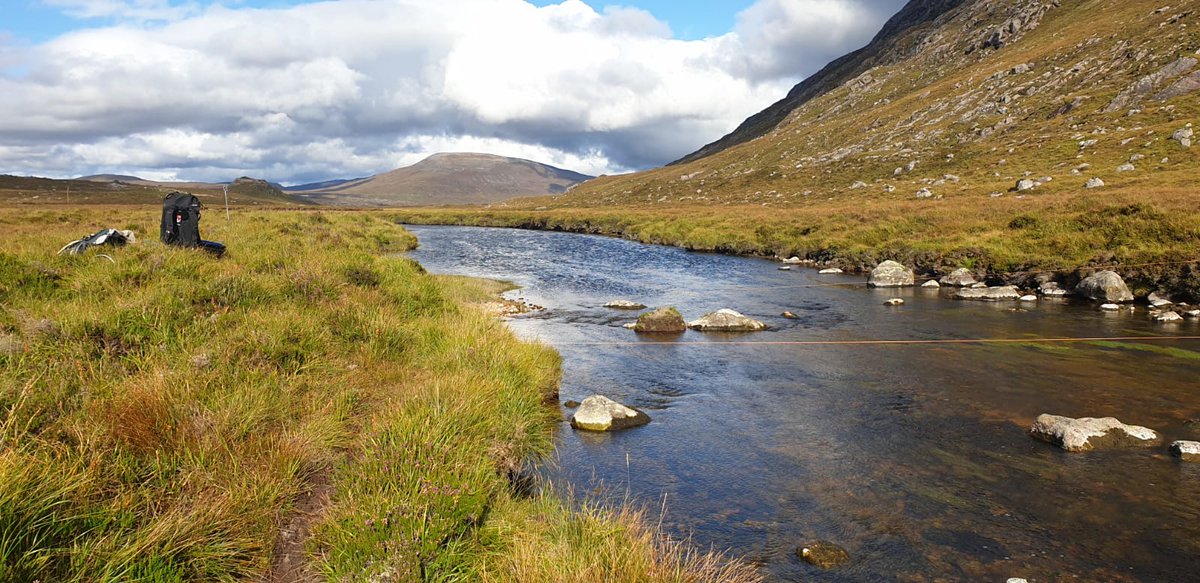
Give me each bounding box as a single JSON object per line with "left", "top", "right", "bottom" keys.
{"left": 953, "top": 285, "right": 1021, "bottom": 301}
{"left": 570, "top": 395, "right": 651, "bottom": 432}
{"left": 884, "top": 298, "right": 904, "bottom": 306}
{"left": 1170, "top": 440, "right": 1200, "bottom": 461}
{"left": 799, "top": 541, "right": 850, "bottom": 569}
{"left": 939, "top": 268, "right": 977, "bottom": 287}
{"left": 687, "top": 309, "right": 767, "bottom": 332}
{"left": 782, "top": 311, "right": 799, "bottom": 319}
{"left": 1076, "top": 270, "right": 1134, "bottom": 303}
{"left": 1030, "top": 414, "right": 1159, "bottom": 452}
{"left": 868, "top": 260, "right": 915, "bottom": 288}
{"left": 1099, "top": 303, "right": 1121, "bottom": 311}
{"left": 605, "top": 300, "right": 647, "bottom": 310}
{"left": 632, "top": 307, "right": 686, "bottom": 333}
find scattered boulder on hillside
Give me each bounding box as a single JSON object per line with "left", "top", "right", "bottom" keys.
{"left": 953, "top": 285, "right": 1021, "bottom": 301}
{"left": 1030, "top": 414, "right": 1160, "bottom": 452}
{"left": 1015, "top": 178, "right": 1035, "bottom": 191}
{"left": 632, "top": 307, "right": 686, "bottom": 333}
{"left": 605, "top": 300, "right": 647, "bottom": 310}
{"left": 798, "top": 541, "right": 850, "bottom": 569}
{"left": 1172, "top": 126, "right": 1194, "bottom": 148}
{"left": 904, "top": 160, "right": 918, "bottom": 173}
{"left": 570, "top": 395, "right": 651, "bottom": 432}
{"left": 1085, "top": 177, "right": 1105, "bottom": 189}
{"left": 1170, "top": 440, "right": 1200, "bottom": 461}
{"left": 915, "top": 188, "right": 934, "bottom": 198}
{"left": 1116, "top": 163, "right": 1135, "bottom": 173}
{"left": 1156, "top": 72, "right": 1200, "bottom": 102}
{"left": 687, "top": 309, "right": 767, "bottom": 332}
{"left": 940, "top": 268, "right": 978, "bottom": 287}
{"left": 850, "top": 180, "right": 868, "bottom": 189}
{"left": 1011, "top": 63, "right": 1033, "bottom": 75}
{"left": 1076, "top": 270, "right": 1134, "bottom": 303}
{"left": 869, "top": 261, "right": 915, "bottom": 288}
{"left": 1103, "top": 57, "right": 1197, "bottom": 113}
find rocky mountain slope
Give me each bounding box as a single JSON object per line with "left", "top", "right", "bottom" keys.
{"left": 292, "top": 153, "right": 592, "bottom": 206}
{"left": 402, "top": 0, "right": 1200, "bottom": 297}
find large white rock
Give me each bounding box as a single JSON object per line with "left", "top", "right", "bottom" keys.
{"left": 782, "top": 256, "right": 803, "bottom": 264}
{"left": 1153, "top": 311, "right": 1184, "bottom": 322}
{"left": 687, "top": 309, "right": 768, "bottom": 332}
{"left": 570, "top": 395, "right": 651, "bottom": 432}
{"left": 953, "top": 285, "right": 1022, "bottom": 301}
{"left": 921, "top": 279, "right": 941, "bottom": 288}
{"left": 939, "top": 268, "right": 978, "bottom": 287}
{"left": 1076, "top": 270, "right": 1134, "bottom": 303}
{"left": 1030, "top": 414, "right": 1159, "bottom": 452}
{"left": 1170, "top": 440, "right": 1200, "bottom": 461}
{"left": 818, "top": 267, "right": 843, "bottom": 274}
{"left": 868, "top": 260, "right": 915, "bottom": 288}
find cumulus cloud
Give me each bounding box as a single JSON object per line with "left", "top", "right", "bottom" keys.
{"left": 0, "top": 0, "right": 903, "bottom": 183}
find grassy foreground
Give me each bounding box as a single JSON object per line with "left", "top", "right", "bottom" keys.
{"left": 0, "top": 207, "right": 759, "bottom": 582}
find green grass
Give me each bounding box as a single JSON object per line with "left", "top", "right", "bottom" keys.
{"left": 0, "top": 207, "right": 759, "bottom": 582}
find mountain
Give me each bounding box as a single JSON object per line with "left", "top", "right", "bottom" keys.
{"left": 292, "top": 153, "right": 593, "bottom": 206}
{"left": 408, "top": 0, "right": 1200, "bottom": 293}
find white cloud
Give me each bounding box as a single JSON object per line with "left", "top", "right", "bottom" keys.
{"left": 2, "top": 0, "right": 902, "bottom": 182}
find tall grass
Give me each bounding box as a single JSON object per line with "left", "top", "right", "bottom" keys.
{"left": 0, "top": 207, "right": 758, "bottom": 582}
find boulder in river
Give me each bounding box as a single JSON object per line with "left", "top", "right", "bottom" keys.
{"left": 1029, "top": 414, "right": 1160, "bottom": 452}
{"left": 782, "top": 311, "right": 799, "bottom": 319}
{"left": 884, "top": 298, "right": 904, "bottom": 306}
{"left": 1075, "top": 270, "right": 1134, "bottom": 303}
{"left": 1019, "top": 295, "right": 1038, "bottom": 302}
{"left": 921, "top": 279, "right": 940, "bottom": 288}
{"left": 818, "top": 267, "right": 843, "bottom": 274}
{"left": 1099, "top": 303, "right": 1121, "bottom": 311}
{"left": 1039, "top": 282, "right": 1070, "bottom": 297}
{"left": 939, "top": 268, "right": 978, "bottom": 287}
{"left": 605, "top": 300, "right": 647, "bottom": 310}
{"left": 782, "top": 256, "right": 803, "bottom": 264}
{"left": 687, "top": 309, "right": 768, "bottom": 332}
{"left": 798, "top": 541, "right": 850, "bottom": 569}
{"left": 868, "top": 260, "right": 915, "bottom": 288}
{"left": 570, "top": 395, "right": 651, "bottom": 432}
{"left": 632, "top": 307, "right": 686, "bottom": 333}
{"left": 953, "top": 285, "right": 1021, "bottom": 301}
{"left": 1170, "top": 440, "right": 1200, "bottom": 461}
{"left": 1153, "top": 310, "right": 1183, "bottom": 323}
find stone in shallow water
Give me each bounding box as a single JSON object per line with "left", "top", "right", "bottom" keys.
{"left": 570, "top": 395, "right": 650, "bottom": 432}
{"left": 1076, "top": 270, "right": 1134, "bottom": 302}
{"left": 868, "top": 260, "right": 914, "bottom": 287}
{"left": 953, "top": 285, "right": 1021, "bottom": 301}
{"left": 782, "top": 311, "right": 799, "bottom": 319}
{"left": 604, "top": 300, "right": 647, "bottom": 310}
{"left": 1030, "top": 414, "right": 1159, "bottom": 452}
{"left": 884, "top": 298, "right": 904, "bottom": 306}
{"left": 798, "top": 541, "right": 850, "bottom": 569}
{"left": 921, "top": 279, "right": 940, "bottom": 288}
{"left": 818, "top": 267, "right": 843, "bottom": 274}
{"left": 632, "top": 307, "right": 685, "bottom": 333}
{"left": 1170, "top": 440, "right": 1200, "bottom": 461}
{"left": 687, "top": 309, "right": 768, "bottom": 331}
{"left": 939, "top": 267, "right": 977, "bottom": 287}
{"left": 1099, "top": 303, "right": 1120, "bottom": 311}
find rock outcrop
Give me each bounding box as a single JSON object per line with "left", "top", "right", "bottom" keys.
{"left": 1030, "top": 414, "right": 1159, "bottom": 452}
{"left": 632, "top": 307, "right": 686, "bottom": 333}
{"left": 570, "top": 395, "right": 651, "bottom": 432}
{"left": 1075, "top": 271, "right": 1134, "bottom": 303}
{"left": 687, "top": 309, "right": 768, "bottom": 331}
{"left": 868, "top": 260, "right": 915, "bottom": 287}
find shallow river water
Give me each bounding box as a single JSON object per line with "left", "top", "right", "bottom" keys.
{"left": 407, "top": 225, "right": 1200, "bottom": 583}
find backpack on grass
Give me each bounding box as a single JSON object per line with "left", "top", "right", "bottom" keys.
{"left": 160, "top": 191, "right": 226, "bottom": 257}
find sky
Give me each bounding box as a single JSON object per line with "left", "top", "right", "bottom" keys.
{"left": 0, "top": 0, "right": 906, "bottom": 184}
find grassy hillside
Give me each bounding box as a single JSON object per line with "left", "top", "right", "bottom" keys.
{"left": 0, "top": 175, "right": 306, "bottom": 207}
{"left": 397, "top": 0, "right": 1200, "bottom": 296}
{"left": 0, "top": 208, "right": 757, "bottom": 582}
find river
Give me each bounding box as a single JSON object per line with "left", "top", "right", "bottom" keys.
{"left": 406, "top": 225, "right": 1200, "bottom": 582}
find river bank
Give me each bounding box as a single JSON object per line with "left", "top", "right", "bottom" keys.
{"left": 388, "top": 197, "right": 1200, "bottom": 302}
{"left": 0, "top": 208, "right": 757, "bottom": 582}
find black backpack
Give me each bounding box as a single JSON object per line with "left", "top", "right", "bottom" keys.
{"left": 160, "top": 191, "right": 202, "bottom": 247}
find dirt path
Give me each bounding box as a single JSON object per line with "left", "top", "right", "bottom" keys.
{"left": 266, "top": 471, "right": 334, "bottom": 583}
